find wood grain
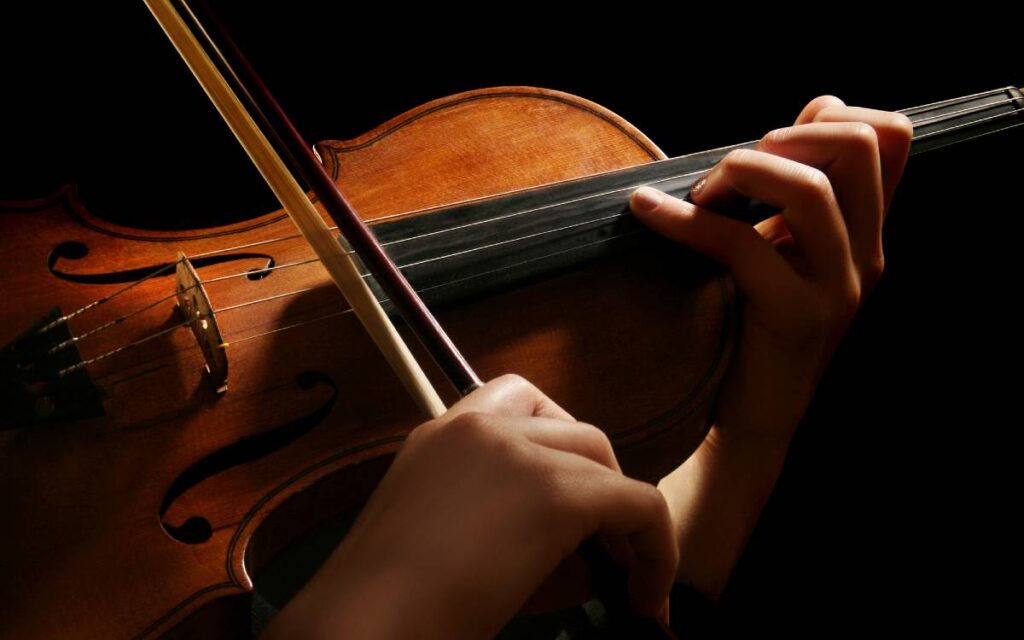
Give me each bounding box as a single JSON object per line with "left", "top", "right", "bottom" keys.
{"left": 0, "top": 86, "right": 732, "bottom": 638}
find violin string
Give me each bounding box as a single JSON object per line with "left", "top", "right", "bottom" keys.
{"left": 207, "top": 113, "right": 1024, "bottom": 321}
{"left": 183, "top": 92, "right": 1024, "bottom": 261}
{"left": 208, "top": 212, "right": 637, "bottom": 315}
{"left": 203, "top": 257, "right": 320, "bottom": 283}
{"left": 44, "top": 166, "right": 688, "bottom": 350}
{"left": 46, "top": 287, "right": 194, "bottom": 355}
{"left": 60, "top": 209, "right": 639, "bottom": 365}
{"left": 46, "top": 94, "right": 1024, "bottom": 355}
{"left": 70, "top": 110, "right": 1024, "bottom": 379}
{"left": 57, "top": 320, "right": 193, "bottom": 378}
{"left": 47, "top": 258, "right": 324, "bottom": 354}
{"left": 215, "top": 286, "right": 317, "bottom": 313}
{"left": 113, "top": 93, "right": 1024, "bottom": 277}
{"left": 190, "top": 231, "right": 315, "bottom": 259}
{"left": 226, "top": 309, "right": 353, "bottom": 345}
{"left": 910, "top": 108, "right": 1022, "bottom": 142}
{"left": 46, "top": 90, "right": 1024, "bottom": 300}
{"left": 399, "top": 212, "right": 630, "bottom": 268}
{"left": 312, "top": 98, "right": 1024, "bottom": 258}
{"left": 225, "top": 229, "right": 645, "bottom": 345}
{"left": 909, "top": 120, "right": 1024, "bottom": 154}
{"left": 908, "top": 96, "right": 1021, "bottom": 127}
{"left": 37, "top": 258, "right": 185, "bottom": 334}
{"left": 75, "top": 109, "right": 1024, "bottom": 345}
{"left": 79, "top": 229, "right": 645, "bottom": 378}
{"left": 900, "top": 86, "right": 1010, "bottom": 112}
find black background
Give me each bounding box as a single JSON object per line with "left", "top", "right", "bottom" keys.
{"left": 3, "top": 4, "right": 1020, "bottom": 635}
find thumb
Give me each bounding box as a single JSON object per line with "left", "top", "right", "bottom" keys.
{"left": 629, "top": 186, "right": 794, "bottom": 301}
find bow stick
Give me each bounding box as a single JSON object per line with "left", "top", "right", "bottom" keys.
{"left": 145, "top": 0, "right": 483, "bottom": 417}
{"left": 144, "top": 4, "right": 673, "bottom": 636}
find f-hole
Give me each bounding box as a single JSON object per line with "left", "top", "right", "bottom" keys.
{"left": 47, "top": 241, "right": 277, "bottom": 285}
{"left": 160, "top": 372, "right": 338, "bottom": 544}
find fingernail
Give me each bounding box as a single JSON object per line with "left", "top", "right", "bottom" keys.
{"left": 689, "top": 174, "right": 708, "bottom": 198}
{"left": 632, "top": 186, "right": 664, "bottom": 213}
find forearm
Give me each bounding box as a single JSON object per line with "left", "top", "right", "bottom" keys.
{"left": 641, "top": 97, "right": 914, "bottom": 604}
{"left": 657, "top": 425, "right": 790, "bottom": 598}
{"left": 260, "top": 549, "right": 421, "bottom": 640}
{"left": 657, "top": 339, "right": 810, "bottom": 598}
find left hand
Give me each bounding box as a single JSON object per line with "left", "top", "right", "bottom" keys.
{"left": 631, "top": 96, "right": 914, "bottom": 452}
{"left": 629, "top": 97, "right": 914, "bottom": 596}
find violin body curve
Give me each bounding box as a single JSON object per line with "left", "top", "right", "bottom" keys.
{"left": 0, "top": 86, "right": 735, "bottom": 639}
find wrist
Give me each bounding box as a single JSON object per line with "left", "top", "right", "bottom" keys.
{"left": 263, "top": 528, "right": 463, "bottom": 640}
{"left": 262, "top": 547, "right": 410, "bottom": 639}
{"left": 699, "top": 423, "right": 792, "bottom": 477}
{"left": 712, "top": 334, "right": 821, "bottom": 447}
{"left": 658, "top": 424, "right": 794, "bottom": 598}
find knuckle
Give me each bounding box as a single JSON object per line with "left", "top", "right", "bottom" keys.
{"left": 575, "top": 419, "right": 606, "bottom": 440}
{"left": 403, "top": 420, "right": 430, "bottom": 446}
{"left": 889, "top": 112, "right": 915, "bottom": 143}
{"left": 407, "top": 409, "right": 500, "bottom": 453}
{"left": 407, "top": 415, "right": 446, "bottom": 441}
{"left": 793, "top": 165, "right": 835, "bottom": 204}
{"left": 811, "top": 94, "right": 844, "bottom": 114}
{"left": 492, "top": 372, "right": 537, "bottom": 399}
{"left": 721, "top": 147, "right": 754, "bottom": 170}
{"left": 493, "top": 372, "right": 529, "bottom": 390}
{"left": 845, "top": 122, "right": 879, "bottom": 152}
{"left": 830, "top": 279, "right": 862, "bottom": 323}
{"left": 579, "top": 421, "right": 615, "bottom": 460}
{"left": 488, "top": 372, "right": 542, "bottom": 410}
{"left": 444, "top": 410, "right": 492, "bottom": 438}
{"left": 760, "top": 127, "right": 791, "bottom": 149}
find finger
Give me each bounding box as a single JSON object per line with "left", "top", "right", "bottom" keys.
{"left": 756, "top": 122, "right": 885, "bottom": 288}
{"left": 547, "top": 450, "right": 678, "bottom": 617}
{"left": 812, "top": 105, "right": 914, "bottom": 212}
{"left": 753, "top": 214, "right": 795, "bottom": 252}
{"left": 503, "top": 415, "right": 621, "bottom": 472}
{"left": 794, "top": 95, "right": 846, "bottom": 125}
{"left": 582, "top": 464, "right": 678, "bottom": 617}
{"left": 429, "top": 409, "right": 621, "bottom": 472}
{"left": 444, "top": 373, "right": 574, "bottom": 421}
{"left": 686, "top": 148, "right": 853, "bottom": 286}
{"left": 630, "top": 186, "right": 799, "bottom": 303}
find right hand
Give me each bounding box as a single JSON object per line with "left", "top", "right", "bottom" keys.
{"left": 263, "top": 374, "right": 677, "bottom": 640}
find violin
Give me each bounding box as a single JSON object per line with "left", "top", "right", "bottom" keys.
{"left": 2, "top": 5, "right": 1022, "bottom": 637}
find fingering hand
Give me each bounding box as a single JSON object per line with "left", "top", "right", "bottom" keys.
{"left": 631, "top": 96, "right": 914, "bottom": 451}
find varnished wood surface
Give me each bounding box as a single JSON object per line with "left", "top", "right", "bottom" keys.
{"left": 6, "top": 5, "right": 1023, "bottom": 632}
{"left": 0, "top": 87, "right": 733, "bottom": 638}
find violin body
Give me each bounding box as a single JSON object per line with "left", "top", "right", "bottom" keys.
{"left": 0, "top": 87, "right": 734, "bottom": 638}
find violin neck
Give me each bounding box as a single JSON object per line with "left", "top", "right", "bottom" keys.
{"left": 902, "top": 86, "right": 1024, "bottom": 155}
{"left": 365, "top": 86, "right": 1024, "bottom": 311}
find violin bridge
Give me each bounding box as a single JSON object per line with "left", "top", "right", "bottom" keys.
{"left": 175, "top": 253, "right": 229, "bottom": 394}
